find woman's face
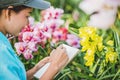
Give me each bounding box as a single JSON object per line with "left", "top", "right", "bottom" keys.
{"left": 5, "top": 7, "right": 33, "bottom": 36}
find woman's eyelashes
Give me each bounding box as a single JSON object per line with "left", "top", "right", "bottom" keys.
{"left": 26, "top": 16, "right": 30, "bottom": 18}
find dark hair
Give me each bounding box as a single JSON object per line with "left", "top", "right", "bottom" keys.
{"left": 0, "top": 5, "right": 30, "bottom": 16}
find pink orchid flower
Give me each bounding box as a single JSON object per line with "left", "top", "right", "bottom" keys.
{"left": 14, "top": 42, "right": 27, "bottom": 55}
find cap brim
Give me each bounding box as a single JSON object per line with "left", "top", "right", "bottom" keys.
{"left": 24, "top": 0, "right": 51, "bottom": 10}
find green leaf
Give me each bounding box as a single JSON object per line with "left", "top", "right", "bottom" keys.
{"left": 71, "top": 72, "right": 98, "bottom": 80}
{"left": 72, "top": 62, "right": 93, "bottom": 75}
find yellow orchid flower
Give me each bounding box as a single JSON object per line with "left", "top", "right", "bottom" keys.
{"left": 106, "top": 51, "right": 118, "bottom": 63}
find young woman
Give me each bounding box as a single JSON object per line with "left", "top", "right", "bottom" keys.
{"left": 0, "top": 0, "right": 68, "bottom": 80}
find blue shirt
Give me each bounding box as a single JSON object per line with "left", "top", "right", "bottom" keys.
{"left": 0, "top": 32, "right": 26, "bottom": 80}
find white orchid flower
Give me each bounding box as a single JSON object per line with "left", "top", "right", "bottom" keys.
{"left": 88, "top": 10, "right": 117, "bottom": 29}
{"left": 79, "top": 0, "right": 104, "bottom": 14}
{"left": 79, "top": 0, "right": 119, "bottom": 29}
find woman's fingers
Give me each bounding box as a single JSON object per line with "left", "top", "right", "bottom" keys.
{"left": 35, "top": 57, "right": 50, "bottom": 70}
{"left": 50, "top": 49, "right": 56, "bottom": 57}
{"left": 58, "top": 48, "right": 69, "bottom": 68}
{"left": 41, "top": 57, "right": 50, "bottom": 63}
{"left": 59, "top": 56, "right": 68, "bottom": 69}
{"left": 50, "top": 45, "right": 68, "bottom": 68}
{"left": 56, "top": 44, "right": 63, "bottom": 50}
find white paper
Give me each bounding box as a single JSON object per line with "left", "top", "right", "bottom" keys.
{"left": 34, "top": 44, "right": 79, "bottom": 79}
{"left": 34, "top": 62, "right": 50, "bottom": 79}
{"left": 62, "top": 44, "right": 79, "bottom": 63}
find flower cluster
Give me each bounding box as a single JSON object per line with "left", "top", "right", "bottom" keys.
{"left": 105, "top": 40, "right": 118, "bottom": 63}
{"left": 79, "top": 27, "right": 118, "bottom": 67}
{"left": 14, "top": 7, "right": 80, "bottom": 60}
{"left": 79, "top": 27, "right": 103, "bottom": 66}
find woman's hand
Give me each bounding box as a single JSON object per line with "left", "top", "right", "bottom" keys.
{"left": 50, "top": 45, "right": 69, "bottom": 71}
{"left": 40, "top": 45, "right": 69, "bottom": 80}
